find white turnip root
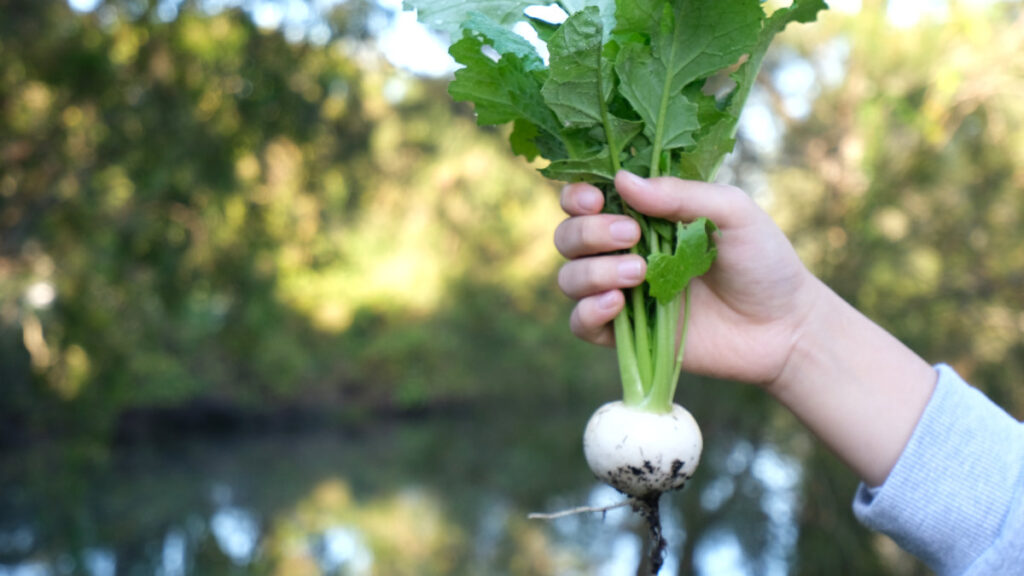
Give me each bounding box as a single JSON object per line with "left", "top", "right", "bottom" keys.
{"left": 579, "top": 401, "right": 702, "bottom": 574}
{"left": 583, "top": 401, "right": 703, "bottom": 498}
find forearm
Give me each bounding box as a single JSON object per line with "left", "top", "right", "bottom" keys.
{"left": 769, "top": 277, "right": 938, "bottom": 486}
{"left": 853, "top": 365, "right": 1024, "bottom": 574}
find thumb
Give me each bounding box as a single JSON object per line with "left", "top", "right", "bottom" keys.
{"left": 613, "top": 171, "right": 756, "bottom": 230}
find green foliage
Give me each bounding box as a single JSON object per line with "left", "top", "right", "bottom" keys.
{"left": 442, "top": 0, "right": 827, "bottom": 182}
{"left": 0, "top": 0, "right": 593, "bottom": 440}
{"left": 420, "top": 0, "right": 826, "bottom": 412}
{"left": 646, "top": 218, "right": 717, "bottom": 305}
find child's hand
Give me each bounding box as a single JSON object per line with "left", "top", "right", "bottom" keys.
{"left": 554, "top": 171, "right": 822, "bottom": 387}
{"left": 557, "top": 171, "right": 937, "bottom": 486}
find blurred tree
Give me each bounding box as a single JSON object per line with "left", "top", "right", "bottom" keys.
{"left": 0, "top": 0, "right": 590, "bottom": 444}
{"left": 2, "top": 0, "right": 368, "bottom": 438}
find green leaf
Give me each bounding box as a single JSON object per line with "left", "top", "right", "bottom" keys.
{"left": 771, "top": 0, "right": 831, "bottom": 27}
{"left": 404, "top": 0, "right": 546, "bottom": 36}
{"left": 541, "top": 8, "right": 641, "bottom": 173}
{"left": 674, "top": 85, "right": 738, "bottom": 179}
{"left": 726, "top": 0, "right": 829, "bottom": 121}
{"left": 535, "top": 129, "right": 570, "bottom": 160}
{"left": 615, "top": 43, "right": 701, "bottom": 151}
{"left": 541, "top": 7, "right": 612, "bottom": 127}
{"left": 677, "top": 123, "right": 735, "bottom": 180}
{"left": 613, "top": 0, "right": 763, "bottom": 166}
{"left": 604, "top": 115, "right": 644, "bottom": 154}
{"left": 612, "top": 0, "right": 662, "bottom": 36}
{"left": 541, "top": 149, "right": 618, "bottom": 182}
{"left": 405, "top": 0, "right": 620, "bottom": 40}
{"left": 646, "top": 217, "right": 718, "bottom": 304}
{"left": 510, "top": 119, "right": 541, "bottom": 160}
{"left": 448, "top": 34, "right": 519, "bottom": 124}
{"left": 526, "top": 16, "right": 559, "bottom": 44}
{"left": 622, "top": 141, "right": 654, "bottom": 175}
{"left": 464, "top": 11, "right": 546, "bottom": 71}
{"left": 448, "top": 16, "right": 561, "bottom": 135}
{"left": 647, "top": 0, "right": 763, "bottom": 87}
{"left": 559, "top": 0, "right": 618, "bottom": 39}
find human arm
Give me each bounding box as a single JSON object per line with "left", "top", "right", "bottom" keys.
{"left": 554, "top": 171, "right": 936, "bottom": 486}
{"left": 556, "top": 171, "right": 1024, "bottom": 573}
{"left": 853, "top": 365, "right": 1024, "bottom": 575}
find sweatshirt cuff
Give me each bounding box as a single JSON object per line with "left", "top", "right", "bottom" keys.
{"left": 852, "top": 364, "right": 1024, "bottom": 575}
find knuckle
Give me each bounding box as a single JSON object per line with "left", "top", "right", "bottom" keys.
{"left": 578, "top": 218, "right": 600, "bottom": 249}
{"left": 553, "top": 220, "right": 573, "bottom": 255}
{"left": 722, "top": 184, "right": 748, "bottom": 206}
{"left": 557, "top": 263, "right": 575, "bottom": 295}
{"left": 721, "top": 184, "right": 759, "bottom": 225}
{"left": 580, "top": 261, "right": 602, "bottom": 290}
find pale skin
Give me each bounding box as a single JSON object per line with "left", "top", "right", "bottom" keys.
{"left": 555, "top": 171, "right": 938, "bottom": 487}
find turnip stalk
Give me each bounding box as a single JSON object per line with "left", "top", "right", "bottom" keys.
{"left": 404, "top": 0, "right": 828, "bottom": 572}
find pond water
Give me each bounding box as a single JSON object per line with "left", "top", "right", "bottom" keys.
{"left": 0, "top": 404, "right": 801, "bottom": 576}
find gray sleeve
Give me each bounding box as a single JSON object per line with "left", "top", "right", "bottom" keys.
{"left": 852, "top": 364, "right": 1024, "bottom": 575}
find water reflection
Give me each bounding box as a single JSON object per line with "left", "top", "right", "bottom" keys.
{"left": 0, "top": 562, "right": 49, "bottom": 576}
{"left": 83, "top": 549, "right": 115, "bottom": 576}
{"left": 315, "top": 526, "right": 372, "bottom": 575}
{"left": 209, "top": 506, "right": 259, "bottom": 565}
{"left": 160, "top": 529, "right": 187, "bottom": 576}
{"left": 0, "top": 407, "right": 806, "bottom": 575}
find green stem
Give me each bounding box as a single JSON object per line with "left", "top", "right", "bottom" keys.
{"left": 669, "top": 285, "right": 693, "bottom": 399}
{"left": 614, "top": 307, "right": 645, "bottom": 406}
{"left": 596, "top": 33, "right": 622, "bottom": 176}
{"left": 601, "top": 111, "right": 622, "bottom": 175}
{"left": 642, "top": 268, "right": 696, "bottom": 413}
{"left": 630, "top": 249, "right": 653, "bottom": 389}
{"left": 598, "top": 23, "right": 647, "bottom": 400}
{"left": 643, "top": 292, "right": 680, "bottom": 414}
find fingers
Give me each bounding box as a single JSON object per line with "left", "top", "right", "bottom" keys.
{"left": 559, "top": 254, "right": 642, "bottom": 347}
{"left": 613, "top": 171, "right": 759, "bottom": 230}
{"left": 558, "top": 254, "right": 645, "bottom": 299}
{"left": 554, "top": 214, "right": 641, "bottom": 259}
{"left": 557, "top": 183, "right": 637, "bottom": 348}
{"left": 569, "top": 291, "right": 623, "bottom": 347}
{"left": 560, "top": 182, "right": 604, "bottom": 216}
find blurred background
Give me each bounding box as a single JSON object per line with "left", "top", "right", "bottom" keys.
{"left": 1, "top": 0, "right": 1022, "bottom": 574}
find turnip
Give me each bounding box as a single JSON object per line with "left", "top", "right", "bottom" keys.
{"left": 583, "top": 401, "right": 702, "bottom": 498}
{"left": 404, "top": 0, "right": 827, "bottom": 572}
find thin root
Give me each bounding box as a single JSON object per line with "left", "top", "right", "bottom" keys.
{"left": 527, "top": 499, "right": 632, "bottom": 520}
{"left": 529, "top": 494, "right": 666, "bottom": 575}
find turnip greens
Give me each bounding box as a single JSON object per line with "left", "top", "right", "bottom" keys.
{"left": 406, "top": 0, "right": 826, "bottom": 414}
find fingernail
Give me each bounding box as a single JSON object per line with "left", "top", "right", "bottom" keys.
{"left": 617, "top": 170, "right": 648, "bottom": 190}
{"left": 618, "top": 259, "right": 645, "bottom": 282}
{"left": 578, "top": 189, "right": 602, "bottom": 212}
{"left": 609, "top": 220, "right": 639, "bottom": 243}
{"left": 598, "top": 291, "right": 620, "bottom": 310}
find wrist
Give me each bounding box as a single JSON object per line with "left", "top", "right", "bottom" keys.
{"left": 766, "top": 271, "right": 834, "bottom": 394}
{"left": 763, "top": 277, "right": 937, "bottom": 485}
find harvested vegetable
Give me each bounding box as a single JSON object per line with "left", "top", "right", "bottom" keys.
{"left": 405, "top": 0, "right": 827, "bottom": 572}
